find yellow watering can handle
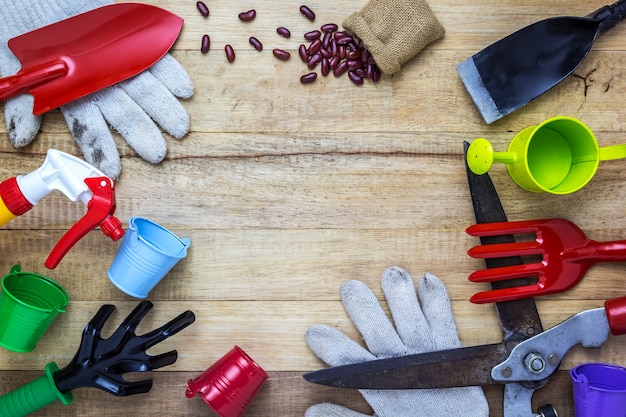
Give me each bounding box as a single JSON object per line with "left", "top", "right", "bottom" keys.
{"left": 599, "top": 144, "right": 626, "bottom": 161}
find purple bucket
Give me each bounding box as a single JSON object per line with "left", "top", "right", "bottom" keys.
{"left": 571, "top": 363, "right": 626, "bottom": 417}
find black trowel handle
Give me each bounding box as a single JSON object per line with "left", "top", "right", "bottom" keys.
{"left": 591, "top": 0, "right": 626, "bottom": 35}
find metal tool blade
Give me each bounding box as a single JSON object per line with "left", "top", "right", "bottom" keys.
{"left": 464, "top": 141, "right": 544, "bottom": 343}
{"left": 303, "top": 343, "right": 509, "bottom": 389}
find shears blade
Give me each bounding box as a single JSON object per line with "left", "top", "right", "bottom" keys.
{"left": 303, "top": 343, "right": 509, "bottom": 389}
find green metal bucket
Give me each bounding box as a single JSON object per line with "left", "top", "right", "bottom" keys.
{"left": 0, "top": 265, "right": 69, "bottom": 352}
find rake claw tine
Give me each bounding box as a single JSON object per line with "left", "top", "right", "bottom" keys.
{"left": 470, "top": 284, "right": 544, "bottom": 303}
{"left": 147, "top": 350, "right": 179, "bottom": 370}
{"left": 466, "top": 220, "right": 544, "bottom": 237}
{"left": 122, "top": 379, "right": 154, "bottom": 396}
{"left": 84, "top": 304, "right": 116, "bottom": 336}
{"left": 138, "top": 310, "right": 195, "bottom": 351}
{"left": 105, "top": 301, "right": 154, "bottom": 345}
{"left": 468, "top": 241, "right": 542, "bottom": 258}
{"left": 119, "top": 300, "right": 154, "bottom": 332}
{"left": 469, "top": 263, "right": 544, "bottom": 283}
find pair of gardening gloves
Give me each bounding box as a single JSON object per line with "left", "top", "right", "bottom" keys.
{"left": 0, "top": 0, "right": 194, "bottom": 180}
{"left": 305, "top": 266, "right": 489, "bottom": 416}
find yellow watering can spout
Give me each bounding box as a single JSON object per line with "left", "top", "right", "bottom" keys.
{"left": 466, "top": 138, "right": 518, "bottom": 175}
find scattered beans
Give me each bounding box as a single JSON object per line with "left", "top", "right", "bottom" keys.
{"left": 307, "top": 53, "right": 322, "bottom": 69}
{"left": 297, "top": 19, "right": 381, "bottom": 85}
{"left": 194, "top": 3, "right": 380, "bottom": 86}
{"left": 348, "top": 70, "right": 364, "bottom": 85}
{"left": 276, "top": 27, "right": 291, "bottom": 38}
{"left": 347, "top": 49, "right": 361, "bottom": 60}
{"left": 196, "top": 1, "right": 209, "bottom": 17}
{"left": 304, "top": 30, "right": 321, "bottom": 40}
{"left": 333, "top": 60, "right": 349, "bottom": 77}
{"left": 372, "top": 67, "right": 381, "bottom": 82}
{"left": 300, "top": 72, "right": 317, "bottom": 83}
{"left": 225, "top": 44, "right": 235, "bottom": 62}
{"left": 347, "top": 59, "right": 363, "bottom": 69}
{"left": 298, "top": 44, "right": 309, "bottom": 62}
{"left": 322, "top": 31, "right": 332, "bottom": 49}
{"left": 249, "top": 36, "right": 263, "bottom": 51}
{"left": 321, "top": 23, "right": 338, "bottom": 32}
{"left": 307, "top": 39, "right": 322, "bottom": 55}
{"left": 321, "top": 58, "right": 330, "bottom": 76}
{"left": 336, "top": 35, "right": 353, "bottom": 46}
{"left": 238, "top": 9, "right": 256, "bottom": 21}
{"left": 299, "top": 5, "right": 315, "bottom": 21}
{"left": 201, "top": 34, "right": 210, "bottom": 54}
{"left": 273, "top": 49, "right": 291, "bottom": 60}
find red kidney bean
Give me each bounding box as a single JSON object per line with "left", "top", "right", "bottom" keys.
{"left": 338, "top": 45, "right": 346, "bottom": 59}
{"left": 225, "top": 44, "right": 235, "bottom": 62}
{"left": 273, "top": 49, "right": 291, "bottom": 60}
{"left": 336, "top": 35, "right": 353, "bottom": 45}
{"left": 299, "top": 5, "right": 315, "bottom": 21}
{"left": 365, "top": 64, "right": 373, "bottom": 79}
{"left": 362, "top": 50, "right": 371, "bottom": 64}
{"left": 333, "top": 60, "right": 348, "bottom": 77}
{"left": 238, "top": 9, "right": 256, "bottom": 21}
{"left": 371, "top": 66, "right": 381, "bottom": 82}
{"left": 321, "top": 23, "right": 338, "bottom": 32}
{"left": 196, "top": 1, "right": 209, "bottom": 17}
{"left": 347, "top": 49, "right": 361, "bottom": 60}
{"left": 330, "top": 40, "right": 338, "bottom": 57}
{"left": 308, "top": 53, "right": 322, "bottom": 69}
{"left": 347, "top": 59, "right": 363, "bottom": 69}
{"left": 277, "top": 27, "right": 291, "bottom": 38}
{"left": 300, "top": 72, "right": 317, "bottom": 83}
{"left": 249, "top": 37, "right": 263, "bottom": 51}
{"left": 319, "top": 48, "right": 331, "bottom": 58}
{"left": 329, "top": 55, "right": 340, "bottom": 69}
{"left": 298, "top": 44, "right": 309, "bottom": 62}
{"left": 348, "top": 70, "right": 364, "bottom": 85}
{"left": 201, "top": 34, "right": 210, "bottom": 54}
{"left": 321, "top": 57, "right": 330, "bottom": 76}
{"left": 322, "top": 31, "right": 332, "bottom": 49}
{"left": 304, "top": 30, "right": 321, "bottom": 40}
{"left": 308, "top": 38, "right": 322, "bottom": 55}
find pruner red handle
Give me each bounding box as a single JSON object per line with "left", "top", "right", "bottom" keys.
{"left": 45, "top": 177, "right": 125, "bottom": 269}
{"left": 605, "top": 296, "right": 626, "bottom": 336}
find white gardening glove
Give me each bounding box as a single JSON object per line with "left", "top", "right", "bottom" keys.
{"left": 0, "top": 1, "right": 194, "bottom": 179}
{"left": 305, "top": 266, "right": 489, "bottom": 417}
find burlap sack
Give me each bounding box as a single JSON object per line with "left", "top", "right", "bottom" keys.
{"left": 343, "top": 0, "right": 445, "bottom": 75}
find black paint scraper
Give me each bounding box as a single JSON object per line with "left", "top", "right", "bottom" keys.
{"left": 457, "top": 1, "right": 626, "bottom": 124}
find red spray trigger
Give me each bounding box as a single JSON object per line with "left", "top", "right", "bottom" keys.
{"left": 45, "top": 176, "right": 124, "bottom": 269}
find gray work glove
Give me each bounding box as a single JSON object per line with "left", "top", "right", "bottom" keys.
{"left": 0, "top": 0, "right": 194, "bottom": 179}
{"left": 305, "top": 266, "right": 489, "bottom": 417}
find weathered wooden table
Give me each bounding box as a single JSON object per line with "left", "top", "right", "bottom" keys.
{"left": 1, "top": 0, "right": 625, "bottom": 415}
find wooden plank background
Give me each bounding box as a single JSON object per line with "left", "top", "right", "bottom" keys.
{"left": 1, "top": 0, "right": 626, "bottom": 415}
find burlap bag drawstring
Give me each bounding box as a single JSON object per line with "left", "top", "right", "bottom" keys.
{"left": 343, "top": 0, "right": 445, "bottom": 75}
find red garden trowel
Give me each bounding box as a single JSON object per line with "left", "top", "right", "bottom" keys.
{"left": 0, "top": 3, "right": 183, "bottom": 115}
